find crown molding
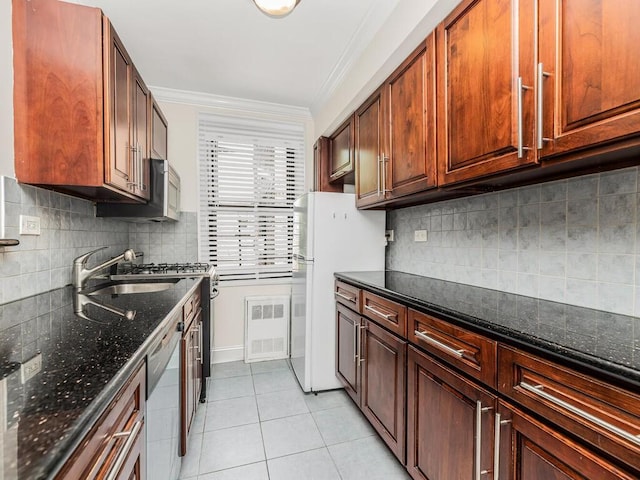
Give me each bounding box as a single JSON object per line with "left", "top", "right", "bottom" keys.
{"left": 150, "top": 86, "right": 312, "bottom": 122}
{"left": 309, "top": 0, "right": 400, "bottom": 115}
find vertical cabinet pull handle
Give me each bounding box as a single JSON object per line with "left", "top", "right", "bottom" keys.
{"left": 381, "top": 155, "right": 390, "bottom": 194}
{"left": 517, "top": 77, "right": 533, "bottom": 159}
{"left": 475, "top": 401, "right": 492, "bottom": 479}
{"left": 358, "top": 324, "right": 366, "bottom": 364}
{"left": 376, "top": 155, "right": 381, "bottom": 197}
{"left": 353, "top": 320, "right": 359, "bottom": 363}
{"left": 536, "top": 63, "right": 552, "bottom": 149}
{"left": 493, "top": 413, "right": 512, "bottom": 480}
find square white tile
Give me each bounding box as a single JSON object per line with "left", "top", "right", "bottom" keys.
{"left": 304, "top": 389, "right": 351, "bottom": 412}
{"left": 209, "top": 375, "right": 255, "bottom": 402}
{"left": 205, "top": 395, "right": 259, "bottom": 431}
{"left": 267, "top": 448, "right": 341, "bottom": 480}
{"left": 197, "top": 461, "right": 269, "bottom": 480}
{"left": 261, "top": 413, "right": 325, "bottom": 459}
{"left": 199, "top": 423, "right": 265, "bottom": 474}
{"left": 328, "top": 436, "right": 410, "bottom": 480}
{"left": 256, "top": 388, "right": 309, "bottom": 421}
{"left": 252, "top": 369, "right": 297, "bottom": 395}
{"left": 312, "top": 405, "right": 375, "bottom": 446}
{"left": 250, "top": 359, "right": 290, "bottom": 375}
{"left": 211, "top": 361, "right": 252, "bottom": 379}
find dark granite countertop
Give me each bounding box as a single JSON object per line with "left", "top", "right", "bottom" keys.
{"left": 335, "top": 271, "right": 640, "bottom": 389}
{"left": 0, "top": 278, "right": 202, "bottom": 480}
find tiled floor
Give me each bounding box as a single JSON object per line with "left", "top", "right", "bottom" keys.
{"left": 179, "top": 359, "right": 411, "bottom": 480}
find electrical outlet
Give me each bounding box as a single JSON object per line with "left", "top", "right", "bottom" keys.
{"left": 20, "top": 215, "right": 41, "bottom": 235}
{"left": 385, "top": 230, "right": 394, "bottom": 242}
{"left": 414, "top": 229, "right": 428, "bottom": 242}
{"left": 21, "top": 353, "right": 42, "bottom": 384}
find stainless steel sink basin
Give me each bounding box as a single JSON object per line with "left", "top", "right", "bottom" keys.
{"left": 81, "top": 279, "right": 180, "bottom": 296}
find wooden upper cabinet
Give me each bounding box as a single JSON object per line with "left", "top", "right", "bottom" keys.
{"left": 436, "top": 0, "right": 537, "bottom": 186}
{"left": 329, "top": 116, "right": 355, "bottom": 183}
{"left": 538, "top": 0, "right": 640, "bottom": 160}
{"left": 355, "top": 87, "right": 385, "bottom": 208}
{"left": 314, "top": 137, "right": 342, "bottom": 192}
{"left": 13, "top": 0, "right": 152, "bottom": 202}
{"left": 385, "top": 35, "right": 437, "bottom": 199}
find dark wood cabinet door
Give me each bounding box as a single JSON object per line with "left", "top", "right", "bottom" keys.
{"left": 361, "top": 320, "right": 406, "bottom": 463}
{"left": 538, "top": 0, "right": 640, "bottom": 160}
{"left": 132, "top": 68, "right": 150, "bottom": 200}
{"left": 386, "top": 35, "right": 437, "bottom": 199}
{"left": 436, "top": 0, "right": 537, "bottom": 186}
{"left": 498, "top": 401, "right": 637, "bottom": 480}
{"left": 106, "top": 24, "right": 133, "bottom": 194}
{"left": 355, "top": 87, "right": 385, "bottom": 208}
{"left": 180, "top": 326, "right": 196, "bottom": 456}
{"left": 314, "top": 137, "right": 342, "bottom": 192}
{"left": 335, "top": 304, "right": 360, "bottom": 404}
{"left": 407, "top": 346, "right": 496, "bottom": 480}
{"left": 194, "top": 310, "right": 203, "bottom": 406}
{"left": 329, "top": 116, "right": 355, "bottom": 182}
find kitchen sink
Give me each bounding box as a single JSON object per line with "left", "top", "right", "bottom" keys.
{"left": 81, "top": 279, "right": 180, "bottom": 296}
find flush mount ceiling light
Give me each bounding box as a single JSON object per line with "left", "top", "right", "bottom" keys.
{"left": 252, "top": 0, "right": 301, "bottom": 18}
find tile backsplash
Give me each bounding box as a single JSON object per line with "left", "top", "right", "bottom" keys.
{"left": 386, "top": 166, "right": 640, "bottom": 316}
{"left": 0, "top": 176, "right": 197, "bottom": 305}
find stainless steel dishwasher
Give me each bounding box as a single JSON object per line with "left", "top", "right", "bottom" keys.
{"left": 146, "top": 310, "right": 183, "bottom": 480}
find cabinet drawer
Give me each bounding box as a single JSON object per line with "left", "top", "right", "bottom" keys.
{"left": 57, "top": 363, "right": 146, "bottom": 480}
{"left": 183, "top": 289, "right": 201, "bottom": 328}
{"left": 498, "top": 345, "right": 640, "bottom": 473}
{"left": 362, "top": 291, "right": 407, "bottom": 337}
{"left": 408, "top": 309, "right": 497, "bottom": 388}
{"left": 335, "top": 280, "right": 361, "bottom": 312}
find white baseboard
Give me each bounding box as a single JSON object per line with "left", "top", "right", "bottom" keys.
{"left": 211, "top": 345, "right": 244, "bottom": 364}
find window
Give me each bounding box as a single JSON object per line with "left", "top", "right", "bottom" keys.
{"left": 198, "top": 114, "right": 305, "bottom": 282}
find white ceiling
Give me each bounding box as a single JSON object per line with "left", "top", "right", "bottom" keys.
{"left": 66, "top": 0, "right": 401, "bottom": 111}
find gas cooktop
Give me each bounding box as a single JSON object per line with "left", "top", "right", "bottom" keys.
{"left": 111, "top": 262, "right": 216, "bottom": 280}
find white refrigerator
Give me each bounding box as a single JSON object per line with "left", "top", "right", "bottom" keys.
{"left": 290, "top": 192, "right": 385, "bottom": 392}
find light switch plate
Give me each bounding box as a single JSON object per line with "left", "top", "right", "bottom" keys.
{"left": 21, "top": 353, "right": 42, "bottom": 383}
{"left": 20, "top": 215, "right": 41, "bottom": 235}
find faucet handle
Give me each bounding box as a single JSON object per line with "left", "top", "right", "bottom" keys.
{"left": 73, "top": 247, "right": 108, "bottom": 266}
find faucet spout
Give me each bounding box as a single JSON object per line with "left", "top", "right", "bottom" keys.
{"left": 73, "top": 248, "right": 136, "bottom": 290}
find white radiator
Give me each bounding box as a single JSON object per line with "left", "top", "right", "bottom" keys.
{"left": 244, "top": 295, "right": 290, "bottom": 363}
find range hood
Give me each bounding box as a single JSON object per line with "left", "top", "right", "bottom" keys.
{"left": 96, "top": 159, "right": 180, "bottom": 222}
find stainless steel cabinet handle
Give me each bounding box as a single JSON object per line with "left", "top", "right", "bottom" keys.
{"left": 536, "top": 63, "right": 552, "bottom": 150}
{"left": 381, "top": 155, "right": 390, "bottom": 194}
{"left": 519, "top": 381, "right": 640, "bottom": 447}
{"left": 376, "top": 155, "right": 381, "bottom": 196}
{"left": 336, "top": 292, "right": 356, "bottom": 303}
{"left": 414, "top": 330, "right": 464, "bottom": 358}
{"left": 475, "top": 401, "right": 492, "bottom": 480}
{"left": 353, "top": 320, "right": 359, "bottom": 363}
{"left": 364, "top": 304, "right": 395, "bottom": 320}
{"left": 517, "top": 77, "right": 532, "bottom": 158}
{"left": 358, "top": 323, "right": 366, "bottom": 364}
{"left": 105, "top": 420, "right": 143, "bottom": 480}
{"left": 493, "top": 412, "right": 512, "bottom": 480}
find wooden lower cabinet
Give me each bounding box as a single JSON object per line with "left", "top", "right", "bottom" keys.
{"left": 361, "top": 320, "right": 407, "bottom": 462}
{"left": 407, "top": 346, "right": 496, "bottom": 480}
{"left": 57, "top": 363, "right": 146, "bottom": 480}
{"left": 498, "top": 401, "right": 637, "bottom": 480}
{"left": 335, "top": 304, "right": 360, "bottom": 404}
{"left": 335, "top": 304, "right": 407, "bottom": 462}
{"left": 180, "top": 307, "right": 203, "bottom": 456}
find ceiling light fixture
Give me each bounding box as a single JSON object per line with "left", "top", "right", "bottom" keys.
{"left": 252, "top": 0, "right": 301, "bottom": 18}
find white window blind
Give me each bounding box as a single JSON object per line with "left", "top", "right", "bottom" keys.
{"left": 198, "top": 114, "right": 305, "bottom": 282}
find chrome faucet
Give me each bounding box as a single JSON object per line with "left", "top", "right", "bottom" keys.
{"left": 73, "top": 247, "right": 136, "bottom": 291}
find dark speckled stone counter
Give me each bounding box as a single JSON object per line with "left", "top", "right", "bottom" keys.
{"left": 336, "top": 271, "right": 640, "bottom": 389}
{"left": 0, "top": 278, "right": 201, "bottom": 480}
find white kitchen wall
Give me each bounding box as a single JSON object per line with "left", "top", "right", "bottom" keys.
{"left": 0, "top": 0, "right": 14, "bottom": 178}
{"left": 153, "top": 90, "right": 314, "bottom": 363}
{"left": 386, "top": 167, "right": 640, "bottom": 316}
